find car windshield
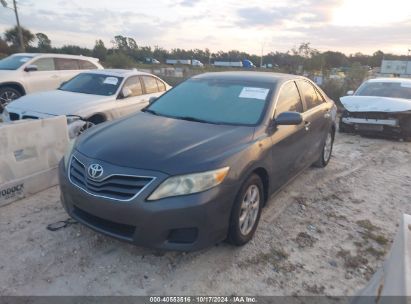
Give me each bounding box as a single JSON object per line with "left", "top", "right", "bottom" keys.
{"left": 0, "top": 55, "right": 34, "bottom": 70}
{"left": 146, "top": 78, "right": 274, "bottom": 125}
{"left": 59, "top": 73, "right": 123, "bottom": 96}
{"left": 356, "top": 82, "right": 411, "bottom": 99}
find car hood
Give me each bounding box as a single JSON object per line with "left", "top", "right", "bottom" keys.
{"left": 340, "top": 96, "right": 411, "bottom": 113}
{"left": 7, "top": 90, "right": 112, "bottom": 115}
{"left": 76, "top": 112, "right": 255, "bottom": 175}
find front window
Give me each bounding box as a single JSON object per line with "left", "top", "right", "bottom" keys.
{"left": 0, "top": 55, "right": 35, "bottom": 70}
{"left": 59, "top": 73, "right": 123, "bottom": 96}
{"left": 356, "top": 82, "right": 411, "bottom": 99}
{"left": 146, "top": 78, "right": 274, "bottom": 125}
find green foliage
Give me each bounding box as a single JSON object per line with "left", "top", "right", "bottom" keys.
{"left": 105, "top": 52, "right": 136, "bottom": 68}
{"left": 0, "top": 37, "right": 10, "bottom": 56}
{"left": 35, "top": 33, "right": 52, "bottom": 52}
{"left": 92, "top": 39, "right": 107, "bottom": 61}
{"left": 59, "top": 45, "right": 92, "bottom": 56}
{"left": 4, "top": 26, "right": 34, "bottom": 50}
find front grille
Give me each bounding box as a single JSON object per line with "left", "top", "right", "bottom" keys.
{"left": 73, "top": 205, "right": 135, "bottom": 239}
{"left": 348, "top": 112, "right": 390, "bottom": 120}
{"left": 69, "top": 156, "right": 155, "bottom": 201}
{"left": 9, "top": 112, "right": 20, "bottom": 121}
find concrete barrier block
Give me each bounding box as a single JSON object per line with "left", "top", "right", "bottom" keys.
{"left": 0, "top": 116, "right": 69, "bottom": 206}
{"left": 353, "top": 214, "right": 411, "bottom": 303}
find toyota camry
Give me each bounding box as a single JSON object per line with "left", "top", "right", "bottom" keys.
{"left": 59, "top": 72, "right": 337, "bottom": 251}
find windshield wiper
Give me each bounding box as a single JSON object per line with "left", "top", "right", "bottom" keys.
{"left": 142, "top": 108, "right": 160, "bottom": 116}
{"left": 173, "top": 116, "right": 222, "bottom": 125}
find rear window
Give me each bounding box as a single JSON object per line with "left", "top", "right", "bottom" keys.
{"left": 356, "top": 82, "right": 411, "bottom": 99}
{"left": 79, "top": 60, "right": 98, "bottom": 70}
{"left": 55, "top": 58, "right": 80, "bottom": 70}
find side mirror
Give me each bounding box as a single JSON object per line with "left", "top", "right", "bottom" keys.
{"left": 346, "top": 90, "right": 354, "bottom": 96}
{"left": 121, "top": 87, "right": 132, "bottom": 99}
{"left": 24, "top": 64, "right": 38, "bottom": 72}
{"left": 275, "top": 112, "right": 303, "bottom": 126}
{"left": 149, "top": 96, "right": 158, "bottom": 104}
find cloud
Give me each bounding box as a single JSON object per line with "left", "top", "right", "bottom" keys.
{"left": 178, "top": 0, "right": 200, "bottom": 6}
{"left": 236, "top": 0, "right": 343, "bottom": 27}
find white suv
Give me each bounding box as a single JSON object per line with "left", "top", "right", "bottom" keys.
{"left": 0, "top": 53, "right": 103, "bottom": 112}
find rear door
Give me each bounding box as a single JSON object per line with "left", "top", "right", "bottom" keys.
{"left": 23, "top": 57, "right": 60, "bottom": 92}
{"left": 296, "top": 80, "right": 331, "bottom": 163}
{"left": 269, "top": 80, "right": 308, "bottom": 190}
{"left": 115, "top": 76, "right": 148, "bottom": 117}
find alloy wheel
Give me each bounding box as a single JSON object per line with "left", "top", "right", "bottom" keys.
{"left": 239, "top": 184, "right": 260, "bottom": 236}
{"left": 0, "top": 90, "right": 19, "bottom": 111}
{"left": 323, "top": 132, "right": 333, "bottom": 162}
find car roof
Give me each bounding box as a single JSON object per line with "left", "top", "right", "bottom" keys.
{"left": 367, "top": 77, "right": 411, "bottom": 84}
{"left": 84, "top": 69, "right": 154, "bottom": 77}
{"left": 192, "top": 71, "right": 303, "bottom": 84}
{"left": 11, "top": 52, "right": 99, "bottom": 62}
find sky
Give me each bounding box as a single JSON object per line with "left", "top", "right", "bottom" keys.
{"left": 0, "top": 0, "right": 410, "bottom": 55}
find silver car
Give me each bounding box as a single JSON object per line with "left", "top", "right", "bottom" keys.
{"left": 2, "top": 69, "right": 171, "bottom": 138}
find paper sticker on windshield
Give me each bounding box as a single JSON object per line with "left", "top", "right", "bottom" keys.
{"left": 239, "top": 87, "right": 269, "bottom": 100}
{"left": 103, "top": 77, "right": 119, "bottom": 85}
{"left": 401, "top": 82, "right": 411, "bottom": 88}
{"left": 20, "top": 58, "right": 30, "bottom": 62}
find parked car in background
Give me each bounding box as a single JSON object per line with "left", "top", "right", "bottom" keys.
{"left": 0, "top": 53, "right": 103, "bottom": 112}
{"left": 59, "top": 72, "right": 337, "bottom": 251}
{"left": 213, "top": 59, "right": 255, "bottom": 68}
{"left": 145, "top": 58, "right": 160, "bottom": 64}
{"left": 165, "top": 59, "right": 204, "bottom": 66}
{"left": 2, "top": 69, "right": 171, "bottom": 138}
{"left": 339, "top": 78, "right": 411, "bottom": 140}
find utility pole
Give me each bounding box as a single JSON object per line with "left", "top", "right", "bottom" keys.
{"left": 1, "top": 0, "right": 25, "bottom": 52}
{"left": 260, "top": 44, "right": 263, "bottom": 68}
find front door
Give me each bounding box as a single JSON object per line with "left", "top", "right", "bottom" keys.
{"left": 24, "top": 57, "right": 61, "bottom": 93}
{"left": 269, "top": 80, "right": 309, "bottom": 191}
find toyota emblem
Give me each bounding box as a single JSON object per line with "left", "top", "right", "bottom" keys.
{"left": 88, "top": 164, "right": 104, "bottom": 179}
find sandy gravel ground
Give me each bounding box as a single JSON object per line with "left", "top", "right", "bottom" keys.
{"left": 0, "top": 133, "right": 410, "bottom": 296}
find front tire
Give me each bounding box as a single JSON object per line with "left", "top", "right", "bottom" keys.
{"left": 400, "top": 116, "right": 411, "bottom": 142}
{"left": 313, "top": 128, "right": 334, "bottom": 168}
{"left": 0, "top": 87, "right": 22, "bottom": 113}
{"left": 227, "top": 174, "right": 263, "bottom": 246}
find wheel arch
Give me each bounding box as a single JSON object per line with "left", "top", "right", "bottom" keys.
{"left": 0, "top": 82, "right": 26, "bottom": 95}
{"left": 85, "top": 113, "right": 107, "bottom": 124}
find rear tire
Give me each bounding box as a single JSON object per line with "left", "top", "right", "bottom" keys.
{"left": 313, "top": 128, "right": 334, "bottom": 168}
{"left": 0, "top": 87, "right": 22, "bottom": 113}
{"left": 227, "top": 174, "right": 263, "bottom": 246}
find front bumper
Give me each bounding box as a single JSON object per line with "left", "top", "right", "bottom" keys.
{"left": 58, "top": 159, "right": 238, "bottom": 251}
{"left": 339, "top": 112, "right": 403, "bottom": 137}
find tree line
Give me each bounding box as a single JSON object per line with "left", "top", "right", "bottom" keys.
{"left": 1, "top": 26, "right": 409, "bottom": 73}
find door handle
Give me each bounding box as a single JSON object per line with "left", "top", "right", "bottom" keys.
{"left": 304, "top": 121, "right": 311, "bottom": 131}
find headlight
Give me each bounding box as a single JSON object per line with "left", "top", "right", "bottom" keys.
{"left": 63, "top": 139, "right": 77, "bottom": 170}
{"left": 147, "top": 167, "right": 230, "bottom": 201}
